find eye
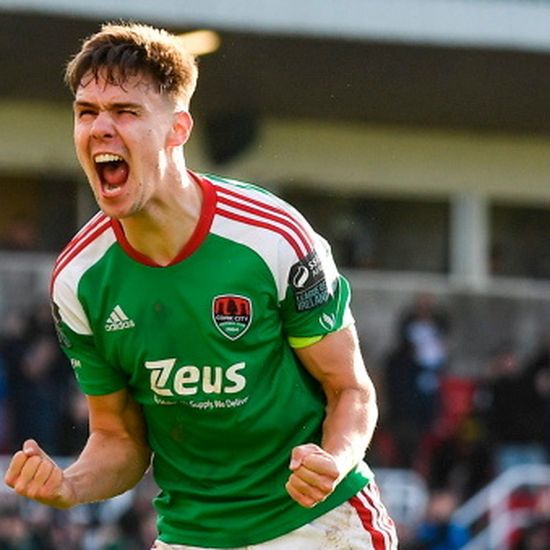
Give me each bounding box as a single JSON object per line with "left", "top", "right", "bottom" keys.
{"left": 76, "top": 109, "right": 96, "bottom": 119}
{"left": 118, "top": 109, "right": 138, "bottom": 117}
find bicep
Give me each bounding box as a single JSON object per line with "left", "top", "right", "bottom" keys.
{"left": 294, "top": 326, "right": 374, "bottom": 398}
{"left": 86, "top": 389, "right": 148, "bottom": 445}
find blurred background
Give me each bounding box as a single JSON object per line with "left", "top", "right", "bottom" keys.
{"left": 1, "top": 0, "right": 550, "bottom": 548}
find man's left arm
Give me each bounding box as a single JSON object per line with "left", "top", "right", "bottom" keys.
{"left": 285, "top": 325, "right": 378, "bottom": 508}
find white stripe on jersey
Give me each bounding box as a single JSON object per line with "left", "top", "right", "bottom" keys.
{"left": 355, "top": 485, "right": 397, "bottom": 549}
{"left": 52, "top": 227, "right": 117, "bottom": 335}
{"left": 210, "top": 213, "right": 293, "bottom": 302}
{"left": 211, "top": 178, "right": 330, "bottom": 302}
{"left": 54, "top": 212, "right": 109, "bottom": 268}
{"left": 215, "top": 184, "right": 314, "bottom": 250}
{"left": 216, "top": 201, "right": 311, "bottom": 259}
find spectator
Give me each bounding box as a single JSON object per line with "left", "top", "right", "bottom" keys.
{"left": 523, "top": 330, "right": 550, "bottom": 462}
{"left": 382, "top": 328, "right": 423, "bottom": 467}
{"left": 425, "top": 414, "right": 493, "bottom": 501}
{"left": 0, "top": 513, "right": 36, "bottom": 549}
{"left": 413, "top": 489, "right": 470, "bottom": 550}
{"left": 0, "top": 215, "right": 39, "bottom": 251}
{"left": 481, "top": 345, "right": 546, "bottom": 474}
{"left": 0, "top": 499, "right": 36, "bottom": 550}
{"left": 58, "top": 385, "right": 89, "bottom": 457}
{"left": 515, "top": 487, "right": 550, "bottom": 550}
{"left": 2, "top": 302, "right": 72, "bottom": 454}
{"left": 0, "top": 354, "right": 9, "bottom": 452}
{"left": 399, "top": 293, "right": 451, "bottom": 433}
{"left": 0, "top": 310, "right": 28, "bottom": 453}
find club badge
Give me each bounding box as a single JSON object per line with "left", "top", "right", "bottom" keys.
{"left": 212, "top": 295, "right": 252, "bottom": 340}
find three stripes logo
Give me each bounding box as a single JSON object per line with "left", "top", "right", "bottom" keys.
{"left": 105, "top": 305, "right": 135, "bottom": 332}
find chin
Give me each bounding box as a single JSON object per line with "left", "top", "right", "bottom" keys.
{"left": 98, "top": 201, "right": 130, "bottom": 220}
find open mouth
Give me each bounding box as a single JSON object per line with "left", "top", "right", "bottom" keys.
{"left": 94, "top": 153, "right": 129, "bottom": 195}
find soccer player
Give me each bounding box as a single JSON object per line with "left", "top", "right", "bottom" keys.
{"left": 4, "top": 22, "right": 397, "bottom": 549}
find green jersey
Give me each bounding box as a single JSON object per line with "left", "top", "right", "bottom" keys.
{"left": 50, "top": 172, "right": 372, "bottom": 547}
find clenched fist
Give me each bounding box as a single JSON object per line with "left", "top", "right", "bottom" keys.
{"left": 285, "top": 443, "right": 343, "bottom": 508}
{"left": 4, "top": 439, "right": 76, "bottom": 508}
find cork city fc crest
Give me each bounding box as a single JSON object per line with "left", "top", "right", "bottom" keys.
{"left": 212, "top": 295, "right": 252, "bottom": 340}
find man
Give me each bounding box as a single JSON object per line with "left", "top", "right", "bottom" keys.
{"left": 4, "top": 22, "right": 397, "bottom": 549}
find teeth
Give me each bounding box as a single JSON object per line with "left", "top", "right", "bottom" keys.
{"left": 94, "top": 153, "right": 124, "bottom": 163}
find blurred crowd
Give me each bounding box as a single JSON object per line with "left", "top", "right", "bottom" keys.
{"left": 0, "top": 474, "right": 157, "bottom": 550}
{"left": 373, "top": 293, "right": 550, "bottom": 549}
{"left": 0, "top": 302, "right": 157, "bottom": 550}
{"left": 0, "top": 292, "right": 549, "bottom": 549}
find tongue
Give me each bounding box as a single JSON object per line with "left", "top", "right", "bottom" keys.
{"left": 102, "top": 161, "right": 129, "bottom": 187}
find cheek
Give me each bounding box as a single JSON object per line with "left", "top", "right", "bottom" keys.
{"left": 74, "top": 137, "right": 94, "bottom": 175}
{"left": 73, "top": 128, "right": 88, "bottom": 155}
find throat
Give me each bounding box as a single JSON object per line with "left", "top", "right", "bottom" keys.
{"left": 113, "top": 173, "right": 205, "bottom": 266}
{"left": 118, "top": 214, "right": 200, "bottom": 266}
{"left": 99, "top": 161, "right": 129, "bottom": 187}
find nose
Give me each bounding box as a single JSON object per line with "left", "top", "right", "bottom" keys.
{"left": 91, "top": 111, "right": 115, "bottom": 139}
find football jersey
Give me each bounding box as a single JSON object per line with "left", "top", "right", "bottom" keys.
{"left": 50, "top": 172, "right": 372, "bottom": 547}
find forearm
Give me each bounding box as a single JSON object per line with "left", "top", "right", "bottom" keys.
{"left": 288, "top": 327, "right": 379, "bottom": 507}
{"left": 63, "top": 429, "right": 151, "bottom": 506}
{"left": 295, "top": 326, "right": 379, "bottom": 477}
{"left": 321, "top": 383, "right": 378, "bottom": 478}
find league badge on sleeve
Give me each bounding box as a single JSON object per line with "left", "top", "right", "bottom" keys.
{"left": 212, "top": 295, "right": 252, "bottom": 340}
{"left": 288, "top": 250, "right": 330, "bottom": 311}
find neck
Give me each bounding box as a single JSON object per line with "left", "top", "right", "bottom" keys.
{"left": 119, "top": 171, "right": 203, "bottom": 266}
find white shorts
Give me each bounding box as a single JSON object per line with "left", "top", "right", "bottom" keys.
{"left": 151, "top": 481, "right": 398, "bottom": 550}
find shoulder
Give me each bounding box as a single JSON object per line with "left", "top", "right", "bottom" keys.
{"left": 201, "top": 173, "right": 340, "bottom": 302}
{"left": 204, "top": 173, "right": 316, "bottom": 261}
{"left": 50, "top": 212, "right": 116, "bottom": 296}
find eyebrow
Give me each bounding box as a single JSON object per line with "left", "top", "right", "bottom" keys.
{"left": 73, "top": 100, "right": 142, "bottom": 111}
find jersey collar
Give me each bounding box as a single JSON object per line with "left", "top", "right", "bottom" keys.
{"left": 111, "top": 170, "right": 217, "bottom": 267}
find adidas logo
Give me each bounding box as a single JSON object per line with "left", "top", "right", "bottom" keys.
{"left": 105, "top": 305, "right": 135, "bottom": 332}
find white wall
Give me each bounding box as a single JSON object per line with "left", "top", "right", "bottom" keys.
{"left": 3, "top": 0, "right": 550, "bottom": 52}
{"left": 193, "top": 117, "right": 550, "bottom": 205}
{"left": 3, "top": 98, "right": 550, "bottom": 203}
{"left": 0, "top": 101, "right": 77, "bottom": 174}
{"left": 3, "top": 99, "right": 550, "bottom": 372}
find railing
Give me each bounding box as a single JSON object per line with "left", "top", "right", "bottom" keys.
{"left": 2, "top": 458, "right": 548, "bottom": 549}
{"left": 0, "top": 459, "right": 428, "bottom": 535}
{"left": 374, "top": 468, "right": 429, "bottom": 528}
{"left": 452, "top": 463, "right": 550, "bottom": 550}
{"left": 0, "top": 251, "right": 54, "bottom": 314}
{"left": 0, "top": 455, "right": 145, "bottom": 529}
{"left": 5, "top": 251, "right": 550, "bottom": 382}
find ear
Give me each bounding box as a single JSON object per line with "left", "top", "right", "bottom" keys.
{"left": 168, "top": 111, "right": 193, "bottom": 147}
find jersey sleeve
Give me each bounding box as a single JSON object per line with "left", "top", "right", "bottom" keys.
{"left": 278, "top": 221, "right": 355, "bottom": 342}
{"left": 51, "top": 275, "right": 127, "bottom": 396}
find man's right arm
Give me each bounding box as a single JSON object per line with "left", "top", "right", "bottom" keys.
{"left": 4, "top": 388, "right": 151, "bottom": 508}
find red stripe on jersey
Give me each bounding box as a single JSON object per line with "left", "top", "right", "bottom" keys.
{"left": 54, "top": 212, "right": 109, "bottom": 268}
{"left": 110, "top": 172, "right": 217, "bottom": 267}
{"left": 349, "top": 485, "right": 392, "bottom": 550}
{"left": 50, "top": 219, "right": 112, "bottom": 294}
{"left": 214, "top": 184, "right": 314, "bottom": 250}
{"left": 215, "top": 205, "right": 306, "bottom": 259}
{"left": 217, "top": 194, "right": 313, "bottom": 255}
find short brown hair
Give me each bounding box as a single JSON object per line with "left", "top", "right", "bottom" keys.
{"left": 65, "top": 22, "right": 198, "bottom": 108}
